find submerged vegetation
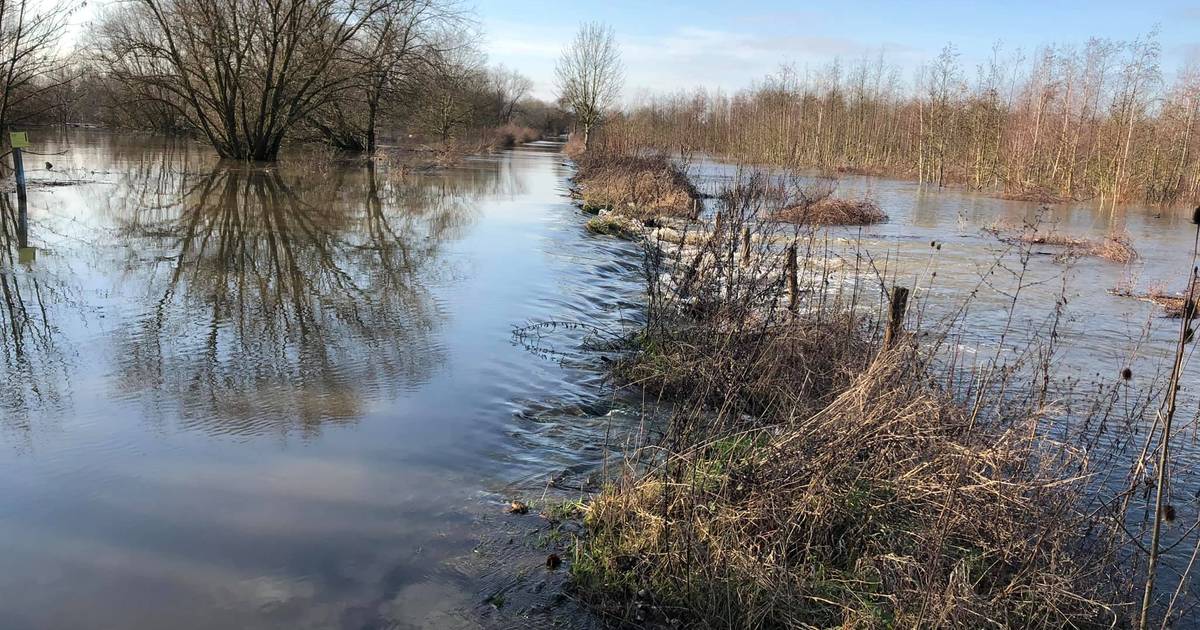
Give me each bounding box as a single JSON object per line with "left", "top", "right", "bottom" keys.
{"left": 773, "top": 196, "right": 887, "bottom": 226}
{"left": 572, "top": 152, "right": 700, "bottom": 220}
{"left": 554, "top": 157, "right": 1200, "bottom": 628}
{"left": 988, "top": 221, "right": 1140, "bottom": 263}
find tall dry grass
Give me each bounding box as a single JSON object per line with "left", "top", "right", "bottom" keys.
{"left": 571, "top": 150, "right": 700, "bottom": 221}
{"left": 569, "top": 169, "right": 1150, "bottom": 628}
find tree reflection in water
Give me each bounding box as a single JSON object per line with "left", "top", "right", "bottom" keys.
{"left": 112, "top": 162, "right": 484, "bottom": 436}
{"left": 0, "top": 193, "right": 70, "bottom": 430}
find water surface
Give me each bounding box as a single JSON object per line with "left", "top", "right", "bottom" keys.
{"left": 0, "top": 131, "right": 641, "bottom": 629}
{"left": 5, "top": 132, "right": 1200, "bottom": 628}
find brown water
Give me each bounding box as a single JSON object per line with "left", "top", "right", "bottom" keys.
{"left": 4, "top": 131, "right": 1200, "bottom": 628}
{"left": 0, "top": 131, "right": 643, "bottom": 629}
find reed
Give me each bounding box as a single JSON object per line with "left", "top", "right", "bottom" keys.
{"left": 570, "top": 149, "right": 700, "bottom": 220}
{"left": 570, "top": 168, "right": 1146, "bottom": 629}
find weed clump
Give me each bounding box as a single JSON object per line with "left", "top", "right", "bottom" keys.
{"left": 773, "top": 196, "right": 887, "bottom": 226}
{"left": 989, "top": 222, "right": 1139, "bottom": 264}
{"left": 571, "top": 169, "right": 1132, "bottom": 629}
{"left": 572, "top": 150, "right": 700, "bottom": 221}
{"left": 585, "top": 214, "right": 641, "bottom": 239}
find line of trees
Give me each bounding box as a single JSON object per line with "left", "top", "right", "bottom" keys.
{"left": 0, "top": 0, "right": 569, "bottom": 161}
{"left": 599, "top": 34, "right": 1200, "bottom": 206}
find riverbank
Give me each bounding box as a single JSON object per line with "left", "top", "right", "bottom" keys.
{"left": 555, "top": 145, "right": 1177, "bottom": 628}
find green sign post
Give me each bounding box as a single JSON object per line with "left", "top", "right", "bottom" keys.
{"left": 9, "top": 131, "right": 33, "bottom": 264}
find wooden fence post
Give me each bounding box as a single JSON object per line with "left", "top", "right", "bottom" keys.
{"left": 786, "top": 244, "right": 798, "bottom": 312}
{"left": 883, "top": 286, "right": 910, "bottom": 349}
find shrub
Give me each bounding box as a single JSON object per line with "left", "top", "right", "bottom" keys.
{"left": 572, "top": 150, "right": 700, "bottom": 220}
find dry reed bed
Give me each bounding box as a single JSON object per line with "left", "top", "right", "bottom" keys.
{"left": 569, "top": 170, "right": 1133, "bottom": 629}
{"left": 988, "top": 223, "right": 1139, "bottom": 264}
{"left": 773, "top": 196, "right": 888, "bottom": 226}
{"left": 571, "top": 151, "right": 701, "bottom": 221}
{"left": 1109, "top": 285, "right": 1200, "bottom": 318}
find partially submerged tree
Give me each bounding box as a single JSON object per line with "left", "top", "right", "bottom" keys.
{"left": 555, "top": 22, "right": 622, "bottom": 148}
{"left": 0, "top": 0, "right": 80, "bottom": 136}
{"left": 411, "top": 44, "right": 484, "bottom": 144}
{"left": 95, "top": 0, "right": 388, "bottom": 160}
{"left": 307, "top": 0, "right": 473, "bottom": 151}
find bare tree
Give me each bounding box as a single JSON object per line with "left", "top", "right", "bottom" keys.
{"left": 487, "top": 64, "right": 532, "bottom": 124}
{"left": 309, "top": 0, "right": 473, "bottom": 151}
{"left": 0, "top": 0, "right": 80, "bottom": 138}
{"left": 555, "top": 22, "right": 622, "bottom": 148}
{"left": 412, "top": 43, "right": 483, "bottom": 144}
{"left": 94, "top": 0, "right": 388, "bottom": 160}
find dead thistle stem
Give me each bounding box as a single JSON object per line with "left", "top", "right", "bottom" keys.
{"left": 1138, "top": 223, "right": 1200, "bottom": 630}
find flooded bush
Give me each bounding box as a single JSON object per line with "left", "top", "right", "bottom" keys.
{"left": 491, "top": 123, "right": 542, "bottom": 149}
{"left": 988, "top": 221, "right": 1139, "bottom": 264}
{"left": 772, "top": 196, "right": 887, "bottom": 226}
{"left": 571, "top": 150, "right": 700, "bottom": 221}
{"left": 570, "top": 168, "right": 1138, "bottom": 629}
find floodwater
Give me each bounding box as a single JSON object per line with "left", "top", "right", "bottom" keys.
{"left": 0, "top": 131, "right": 643, "bottom": 629}
{"left": 692, "top": 158, "right": 1200, "bottom": 614}
{"left": 4, "top": 130, "right": 1200, "bottom": 629}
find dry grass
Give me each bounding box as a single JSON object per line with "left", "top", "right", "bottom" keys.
{"left": 491, "top": 123, "right": 541, "bottom": 149}
{"left": 568, "top": 169, "right": 1133, "bottom": 629}
{"left": 989, "top": 222, "right": 1139, "bottom": 264}
{"left": 773, "top": 196, "right": 888, "bottom": 226}
{"left": 580, "top": 352, "right": 1118, "bottom": 629}
{"left": 572, "top": 151, "right": 700, "bottom": 221}
{"left": 564, "top": 133, "right": 587, "bottom": 161}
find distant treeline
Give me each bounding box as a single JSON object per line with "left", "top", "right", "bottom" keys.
{"left": 600, "top": 35, "right": 1200, "bottom": 206}
{"left": 0, "top": 0, "right": 570, "bottom": 160}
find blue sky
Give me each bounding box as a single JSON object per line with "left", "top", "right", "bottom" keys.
{"left": 474, "top": 0, "right": 1200, "bottom": 100}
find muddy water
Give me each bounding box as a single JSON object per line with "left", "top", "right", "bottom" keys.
{"left": 0, "top": 131, "right": 642, "bottom": 629}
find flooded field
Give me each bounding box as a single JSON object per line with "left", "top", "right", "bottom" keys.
{"left": 694, "top": 156, "right": 1200, "bottom": 496}
{"left": 0, "top": 130, "right": 641, "bottom": 629}
{"left": 2, "top": 130, "right": 1200, "bottom": 628}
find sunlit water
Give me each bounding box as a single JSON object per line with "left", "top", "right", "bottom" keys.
{"left": 0, "top": 131, "right": 642, "bottom": 629}
{"left": 3, "top": 131, "right": 1200, "bottom": 628}
{"left": 691, "top": 158, "right": 1200, "bottom": 617}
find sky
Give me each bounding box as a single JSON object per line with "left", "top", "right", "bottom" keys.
{"left": 473, "top": 0, "right": 1200, "bottom": 101}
